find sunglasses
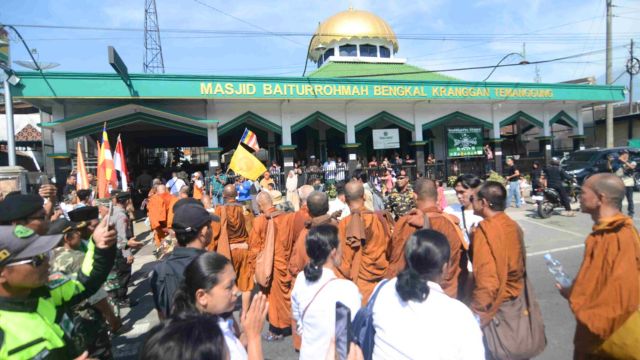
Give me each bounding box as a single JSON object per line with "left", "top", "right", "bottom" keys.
{"left": 6, "top": 253, "right": 49, "bottom": 268}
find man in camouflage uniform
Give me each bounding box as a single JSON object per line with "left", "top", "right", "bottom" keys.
{"left": 385, "top": 169, "right": 415, "bottom": 219}
{"left": 48, "top": 218, "right": 114, "bottom": 359}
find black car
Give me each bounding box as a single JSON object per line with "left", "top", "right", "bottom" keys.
{"left": 562, "top": 147, "right": 640, "bottom": 188}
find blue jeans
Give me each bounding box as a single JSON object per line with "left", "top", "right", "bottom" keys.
{"left": 213, "top": 192, "right": 223, "bottom": 207}
{"left": 507, "top": 180, "right": 521, "bottom": 208}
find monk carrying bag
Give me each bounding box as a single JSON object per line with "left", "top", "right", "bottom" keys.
{"left": 482, "top": 228, "right": 546, "bottom": 360}
{"left": 254, "top": 211, "right": 280, "bottom": 288}
{"left": 352, "top": 279, "right": 389, "bottom": 360}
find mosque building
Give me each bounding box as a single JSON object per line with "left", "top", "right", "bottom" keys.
{"left": 10, "top": 7, "right": 624, "bottom": 182}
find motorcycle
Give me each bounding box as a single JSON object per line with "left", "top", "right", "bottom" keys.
{"left": 533, "top": 178, "right": 581, "bottom": 219}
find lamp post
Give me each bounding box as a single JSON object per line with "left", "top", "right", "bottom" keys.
{"left": 482, "top": 52, "right": 530, "bottom": 82}
{"left": 0, "top": 28, "right": 17, "bottom": 167}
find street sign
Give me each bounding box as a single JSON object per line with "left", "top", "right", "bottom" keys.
{"left": 372, "top": 128, "right": 400, "bottom": 149}
{"left": 447, "top": 127, "right": 484, "bottom": 158}
{"left": 108, "top": 46, "right": 129, "bottom": 84}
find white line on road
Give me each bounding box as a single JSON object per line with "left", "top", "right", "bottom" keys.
{"left": 527, "top": 244, "right": 585, "bottom": 257}
{"left": 518, "top": 218, "right": 584, "bottom": 237}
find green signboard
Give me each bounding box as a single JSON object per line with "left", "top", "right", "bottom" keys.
{"left": 447, "top": 127, "right": 484, "bottom": 158}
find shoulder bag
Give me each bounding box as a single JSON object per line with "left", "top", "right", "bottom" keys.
{"left": 352, "top": 279, "right": 389, "bottom": 360}
{"left": 254, "top": 211, "right": 281, "bottom": 287}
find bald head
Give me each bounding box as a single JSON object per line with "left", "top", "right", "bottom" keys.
{"left": 156, "top": 185, "right": 167, "bottom": 194}
{"left": 345, "top": 180, "right": 364, "bottom": 203}
{"left": 178, "top": 185, "right": 189, "bottom": 198}
{"left": 298, "top": 185, "right": 314, "bottom": 205}
{"left": 307, "top": 191, "right": 329, "bottom": 217}
{"left": 586, "top": 173, "right": 625, "bottom": 209}
{"left": 414, "top": 178, "right": 437, "bottom": 201}
{"left": 256, "top": 191, "right": 273, "bottom": 210}
{"left": 223, "top": 184, "right": 237, "bottom": 199}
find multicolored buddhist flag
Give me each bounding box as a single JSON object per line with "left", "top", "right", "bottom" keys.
{"left": 240, "top": 128, "right": 260, "bottom": 152}
{"left": 97, "top": 123, "right": 117, "bottom": 198}
{"left": 228, "top": 143, "right": 267, "bottom": 181}
{"left": 75, "top": 141, "right": 89, "bottom": 190}
{"left": 114, "top": 134, "right": 129, "bottom": 191}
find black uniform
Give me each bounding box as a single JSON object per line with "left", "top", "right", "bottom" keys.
{"left": 544, "top": 165, "right": 573, "bottom": 211}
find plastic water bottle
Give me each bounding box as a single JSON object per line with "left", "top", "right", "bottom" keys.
{"left": 543, "top": 253, "right": 573, "bottom": 289}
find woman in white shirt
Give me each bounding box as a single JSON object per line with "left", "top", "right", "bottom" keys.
{"left": 172, "top": 252, "right": 268, "bottom": 360}
{"left": 291, "top": 224, "right": 362, "bottom": 360}
{"left": 286, "top": 170, "right": 300, "bottom": 211}
{"left": 372, "top": 229, "right": 484, "bottom": 360}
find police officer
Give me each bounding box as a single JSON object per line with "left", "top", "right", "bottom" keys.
{"left": 544, "top": 157, "right": 575, "bottom": 216}
{"left": 0, "top": 217, "right": 116, "bottom": 359}
{"left": 384, "top": 169, "right": 415, "bottom": 219}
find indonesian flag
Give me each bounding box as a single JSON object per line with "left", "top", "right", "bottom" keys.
{"left": 75, "top": 141, "right": 89, "bottom": 190}
{"left": 97, "top": 123, "right": 118, "bottom": 198}
{"left": 240, "top": 128, "right": 260, "bottom": 152}
{"left": 114, "top": 134, "right": 129, "bottom": 191}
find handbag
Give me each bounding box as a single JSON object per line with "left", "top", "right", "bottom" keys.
{"left": 482, "top": 228, "right": 546, "bottom": 360}
{"left": 254, "top": 211, "right": 281, "bottom": 287}
{"left": 596, "top": 309, "right": 640, "bottom": 359}
{"left": 352, "top": 279, "right": 389, "bottom": 360}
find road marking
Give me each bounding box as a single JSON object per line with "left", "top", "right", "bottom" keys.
{"left": 518, "top": 218, "right": 584, "bottom": 237}
{"left": 527, "top": 244, "right": 585, "bottom": 257}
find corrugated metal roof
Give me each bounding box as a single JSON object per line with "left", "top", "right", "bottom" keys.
{"left": 307, "top": 61, "right": 459, "bottom": 81}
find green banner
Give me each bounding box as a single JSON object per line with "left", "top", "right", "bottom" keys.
{"left": 447, "top": 127, "right": 484, "bottom": 158}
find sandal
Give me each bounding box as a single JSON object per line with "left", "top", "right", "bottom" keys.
{"left": 262, "top": 332, "right": 284, "bottom": 342}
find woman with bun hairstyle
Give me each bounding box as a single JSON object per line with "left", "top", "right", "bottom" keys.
{"left": 371, "top": 229, "right": 484, "bottom": 360}
{"left": 291, "top": 224, "right": 362, "bottom": 359}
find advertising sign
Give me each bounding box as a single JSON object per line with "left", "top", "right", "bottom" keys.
{"left": 447, "top": 127, "right": 484, "bottom": 158}
{"left": 372, "top": 129, "right": 400, "bottom": 150}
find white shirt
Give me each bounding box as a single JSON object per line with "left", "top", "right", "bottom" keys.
{"left": 372, "top": 279, "right": 484, "bottom": 360}
{"left": 291, "top": 268, "right": 361, "bottom": 360}
{"left": 166, "top": 177, "right": 186, "bottom": 196}
{"left": 218, "top": 317, "right": 248, "bottom": 360}
{"left": 444, "top": 204, "right": 483, "bottom": 246}
{"left": 328, "top": 198, "right": 350, "bottom": 220}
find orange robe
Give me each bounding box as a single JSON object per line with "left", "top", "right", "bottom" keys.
{"left": 210, "top": 202, "right": 253, "bottom": 292}
{"left": 247, "top": 207, "right": 295, "bottom": 330}
{"left": 292, "top": 206, "right": 311, "bottom": 238}
{"left": 471, "top": 212, "right": 525, "bottom": 327}
{"left": 147, "top": 194, "right": 168, "bottom": 246}
{"left": 385, "top": 207, "right": 466, "bottom": 298}
{"left": 166, "top": 196, "right": 179, "bottom": 228}
{"left": 337, "top": 209, "right": 390, "bottom": 304}
{"left": 569, "top": 214, "right": 640, "bottom": 359}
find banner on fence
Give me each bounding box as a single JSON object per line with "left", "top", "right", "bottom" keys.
{"left": 372, "top": 128, "right": 400, "bottom": 150}
{"left": 447, "top": 127, "right": 483, "bottom": 158}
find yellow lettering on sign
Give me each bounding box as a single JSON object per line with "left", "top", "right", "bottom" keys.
{"left": 200, "top": 82, "right": 213, "bottom": 95}
{"left": 263, "top": 84, "right": 272, "bottom": 95}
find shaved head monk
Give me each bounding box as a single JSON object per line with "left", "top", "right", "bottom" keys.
{"left": 166, "top": 185, "right": 188, "bottom": 229}
{"left": 248, "top": 190, "right": 295, "bottom": 341}
{"left": 292, "top": 185, "right": 314, "bottom": 236}
{"left": 336, "top": 180, "right": 391, "bottom": 304}
{"left": 470, "top": 181, "right": 525, "bottom": 334}
{"left": 209, "top": 184, "right": 254, "bottom": 315}
{"left": 288, "top": 190, "right": 338, "bottom": 350}
{"left": 385, "top": 178, "right": 466, "bottom": 299}
{"left": 561, "top": 173, "right": 640, "bottom": 359}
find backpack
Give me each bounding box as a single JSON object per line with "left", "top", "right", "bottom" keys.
{"left": 351, "top": 279, "right": 389, "bottom": 360}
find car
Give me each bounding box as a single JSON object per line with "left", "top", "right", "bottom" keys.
{"left": 562, "top": 147, "right": 640, "bottom": 189}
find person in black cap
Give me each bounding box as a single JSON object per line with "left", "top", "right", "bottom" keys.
{"left": 150, "top": 202, "right": 219, "bottom": 319}
{"left": 0, "top": 215, "right": 117, "bottom": 359}
{"left": 0, "top": 194, "right": 50, "bottom": 235}
{"left": 68, "top": 206, "right": 100, "bottom": 241}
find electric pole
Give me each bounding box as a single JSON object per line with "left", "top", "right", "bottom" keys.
{"left": 143, "top": 0, "right": 165, "bottom": 73}
{"left": 627, "top": 39, "right": 639, "bottom": 114}
{"left": 605, "top": 0, "right": 614, "bottom": 147}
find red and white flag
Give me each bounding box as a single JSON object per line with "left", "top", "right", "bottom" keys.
{"left": 114, "top": 134, "right": 129, "bottom": 191}
{"left": 97, "top": 123, "right": 118, "bottom": 198}
{"left": 75, "top": 141, "right": 89, "bottom": 190}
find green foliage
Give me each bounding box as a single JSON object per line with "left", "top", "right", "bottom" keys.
{"left": 447, "top": 176, "right": 458, "bottom": 187}
{"left": 326, "top": 183, "right": 337, "bottom": 199}
{"left": 487, "top": 170, "right": 506, "bottom": 183}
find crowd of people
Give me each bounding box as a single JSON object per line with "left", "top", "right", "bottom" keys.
{"left": 0, "top": 161, "right": 638, "bottom": 360}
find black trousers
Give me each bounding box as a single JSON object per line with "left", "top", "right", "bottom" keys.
{"left": 551, "top": 184, "right": 572, "bottom": 211}
{"left": 625, "top": 186, "right": 635, "bottom": 216}
{"left": 113, "top": 251, "right": 132, "bottom": 300}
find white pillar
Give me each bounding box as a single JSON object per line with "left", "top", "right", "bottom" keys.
{"left": 413, "top": 102, "right": 423, "bottom": 141}
{"left": 52, "top": 129, "right": 67, "bottom": 153}
{"left": 542, "top": 105, "right": 551, "bottom": 137}
{"left": 281, "top": 101, "right": 292, "bottom": 145}
{"left": 207, "top": 127, "right": 218, "bottom": 148}
{"left": 491, "top": 104, "right": 501, "bottom": 139}
{"left": 345, "top": 102, "right": 356, "bottom": 143}
{"left": 575, "top": 105, "right": 584, "bottom": 136}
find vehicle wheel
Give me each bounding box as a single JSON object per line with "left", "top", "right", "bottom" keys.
{"left": 537, "top": 201, "right": 554, "bottom": 218}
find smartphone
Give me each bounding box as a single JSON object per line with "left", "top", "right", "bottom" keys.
{"left": 38, "top": 174, "right": 49, "bottom": 185}
{"left": 335, "top": 301, "right": 352, "bottom": 360}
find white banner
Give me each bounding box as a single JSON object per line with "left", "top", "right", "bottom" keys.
{"left": 372, "top": 129, "right": 400, "bottom": 150}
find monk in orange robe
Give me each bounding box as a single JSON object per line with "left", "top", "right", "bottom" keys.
{"left": 291, "top": 185, "right": 314, "bottom": 237}
{"left": 147, "top": 184, "right": 169, "bottom": 248}
{"left": 556, "top": 173, "right": 640, "bottom": 359}
{"left": 210, "top": 184, "right": 254, "bottom": 315}
{"left": 288, "top": 191, "right": 338, "bottom": 350}
{"left": 470, "top": 181, "right": 525, "bottom": 328}
{"left": 247, "top": 191, "right": 295, "bottom": 340}
{"left": 336, "top": 181, "right": 391, "bottom": 304}
{"left": 385, "top": 178, "right": 466, "bottom": 299}
{"left": 166, "top": 185, "right": 188, "bottom": 228}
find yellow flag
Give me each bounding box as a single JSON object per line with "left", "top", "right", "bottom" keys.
{"left": 228, "top": 144, "right": 267, "bottom": 181}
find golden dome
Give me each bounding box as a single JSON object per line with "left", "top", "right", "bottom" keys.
{"left": 309, "top": 8, "right": 399, "bottom": 61}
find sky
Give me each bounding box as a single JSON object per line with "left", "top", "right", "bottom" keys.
{"left": 2, "top": 0, "right": 640, "bottom": 93}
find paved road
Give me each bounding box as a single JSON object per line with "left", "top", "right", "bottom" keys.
{"left": 112, "top": 195, "right": 640, "bottom": 360}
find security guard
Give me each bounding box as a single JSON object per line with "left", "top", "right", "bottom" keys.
{"left": 0, "top": 216, "right": 116, "bottom": 359}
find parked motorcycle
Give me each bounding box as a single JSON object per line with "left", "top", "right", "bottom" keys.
{"left": 533, "top": 178, "right": 581, "bottom": 219}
